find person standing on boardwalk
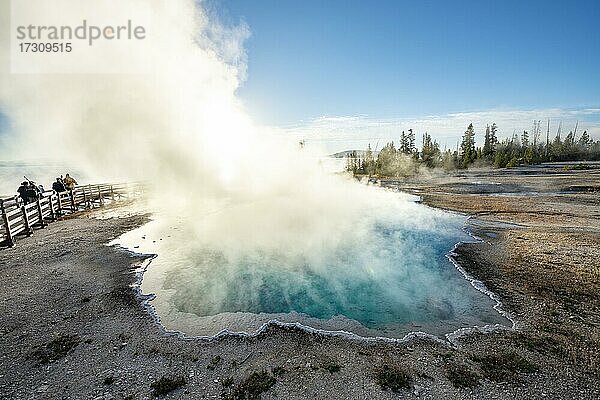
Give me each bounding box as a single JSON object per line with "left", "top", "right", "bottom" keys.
{"left": 24, "top": 182, "right": 39, "bottom": 204}
{"left": 63, "top": 174, "right": 78, "bottom": 190}
{"left": 52, "top": 177, "right": 67, "bottom": 193}
{"left": 17, "top": 181, "right": 30, "bottom": 204}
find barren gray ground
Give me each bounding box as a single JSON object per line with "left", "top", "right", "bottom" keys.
{"left": 1, "top": 164, "right": 599, "bottom": 399}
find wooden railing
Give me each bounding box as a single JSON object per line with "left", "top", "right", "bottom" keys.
{"left": 0, "top": 183, "right": 143, "bottom": 247}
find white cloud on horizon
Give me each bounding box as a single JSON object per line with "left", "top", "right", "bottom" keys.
{"left": 284, "top": 108, "right": 600, "bottom": 154}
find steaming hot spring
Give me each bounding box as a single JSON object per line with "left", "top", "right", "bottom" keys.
{"left": 2, "top": 0, "right": 510, "bottom": 341}
{"left": 112, "top": 184, "right": 510, "bottom": 340}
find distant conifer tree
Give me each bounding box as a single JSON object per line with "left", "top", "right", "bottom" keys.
{"left": 459, "top": 123, "right": 476, "bottom": 168}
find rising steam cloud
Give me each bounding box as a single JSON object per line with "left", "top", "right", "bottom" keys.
{"left": 1, "top": 0, "right": 253, "bottom": 189}
{"left": 0, "top": 0, "right": 421, "bottom": 257}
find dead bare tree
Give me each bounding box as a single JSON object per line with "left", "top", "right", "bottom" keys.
{"left": 546, "top": 119, "right": 550, "bottom": 157}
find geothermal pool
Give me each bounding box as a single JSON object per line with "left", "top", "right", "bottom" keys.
{"left": 112, "top": 190, "right": 510, "bottom": 339}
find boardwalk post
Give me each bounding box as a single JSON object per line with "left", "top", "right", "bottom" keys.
{"left": 56, "top": 194, "right": 63, "bottom": 216}
{"left": 36, "top": 198, "right": 47, "bottom": 227}
{"left": 70, "top": 190, "right": 76, "bottom": 211}
{"left": 110, "top": 185, "right": 115, "bottom": 201}
{"left": 48, "top": 194, "right": 56, "bottom": 221}
{"left": 21, "top": 204, "right": 33, "bottom": 236}
{"left": 98, "top": 185, "right": 104, "bottom": 205}
{"left": 90, "top": 187, "right": 94, "bottom": 207}
{"left": 83, "top": 188, "right": 88, "bottom": 208}
{"left": 0, "top": 198, "right": 14, "bottom": 246}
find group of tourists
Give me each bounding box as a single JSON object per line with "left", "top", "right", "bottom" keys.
{"left": 17, "top": 174, "right": 78, "bottom": 205}
{"left": 51, "top": 174, "right": 77, "bottom": 192}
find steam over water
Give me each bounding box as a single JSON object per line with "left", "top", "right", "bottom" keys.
{"left": 113, "top": 191, "right": 510, "bottom": 339}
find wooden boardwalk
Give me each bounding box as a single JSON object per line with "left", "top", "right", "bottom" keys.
{"left": 0, "top": 183, "right": 142, "bottom": 247}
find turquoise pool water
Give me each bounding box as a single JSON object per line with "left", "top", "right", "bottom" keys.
{"left": 114, "top": 192, "right": 511, "bottom": 339}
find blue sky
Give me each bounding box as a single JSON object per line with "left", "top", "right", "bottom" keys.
{"left": 2, "top": 1, "right": 599, "bottom": 153}
{"left": 210, "top": 0, "right": 600, "bottom": 149}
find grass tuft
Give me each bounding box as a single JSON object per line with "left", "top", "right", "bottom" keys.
{"left": 517, "top": 333, "right": 563, "bottom": 355}
{"left": 31, "top": 334, "right": 80, "bottom": 364}
{"left": 444, "top": 362, "right": 480, "bottom": 388}
{"left": 207, "top": 355, "right": 222, "bottom": 370}
{"left": 222, "top": 377, "right": 234, "bottom": 387}
{"left": 230, "top": 371, "right": 276, "bottom": 400}
{"left": 563, "top": 164, "right": 590, "bottom": 171}
{"left": 321, "top": 361, "right": 341, "bottom": 373}
{"left": 472, "top": 351, "right": 537, "bottom": 382}
{"left": 150, "top": 376, "right": 187, "bottom": 397}
{"left": 374, "top": 364, "right": 412, "bottom": 392}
